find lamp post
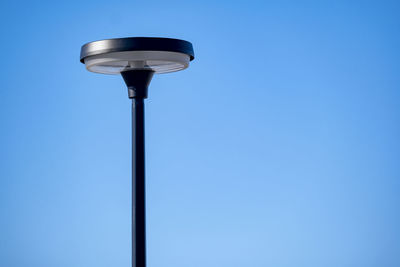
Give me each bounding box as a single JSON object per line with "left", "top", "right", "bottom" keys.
{"left": 80, "top": 37, "right": 195, "bottom": 267}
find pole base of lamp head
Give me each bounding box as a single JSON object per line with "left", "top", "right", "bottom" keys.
{"left": 121, "top": 70, "right": 155, "bottom": 99}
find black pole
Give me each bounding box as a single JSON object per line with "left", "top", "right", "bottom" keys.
{"left": 132, "top": 97, "right": 146, "bottom": 267}
{"left": 121, "top": 69, "right": 154, "bottom": 267}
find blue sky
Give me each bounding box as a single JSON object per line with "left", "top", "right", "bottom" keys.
{"left": 0, "top": 0, "right": 399, "bottom": 266}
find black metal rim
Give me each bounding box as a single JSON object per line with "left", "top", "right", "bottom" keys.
{"left": 80, "top": 37, "right": 195, "bottom": 63}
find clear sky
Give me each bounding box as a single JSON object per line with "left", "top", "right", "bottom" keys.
{"left": 0, "top": 0, "right": 399, "bottom": 266}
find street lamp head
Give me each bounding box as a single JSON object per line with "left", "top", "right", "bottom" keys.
{"left": 80, "top": 37, "right": 194, "bottom": 98}
{"left": 80, "top": 37, "right": 195, "bottom": 75}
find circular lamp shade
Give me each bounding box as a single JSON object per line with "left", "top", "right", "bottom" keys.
{"left": 80, "top": 37, "right": 195, "bottom": 74}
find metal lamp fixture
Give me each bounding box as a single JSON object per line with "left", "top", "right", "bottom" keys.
{"left": 80, "top": 37, "right": 195, "bottom": 267}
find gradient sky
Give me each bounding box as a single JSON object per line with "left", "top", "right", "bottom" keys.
{"left": 0, "top": 1, "right": 399, "bottom": 267}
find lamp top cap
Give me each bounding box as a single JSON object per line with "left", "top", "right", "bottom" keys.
{"left": 80, "top": 37, "right": 195, "bottom": 63}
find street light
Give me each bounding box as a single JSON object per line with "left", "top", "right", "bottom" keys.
{"left": 80, "top": 37, "right": 195, "bottom": 267}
